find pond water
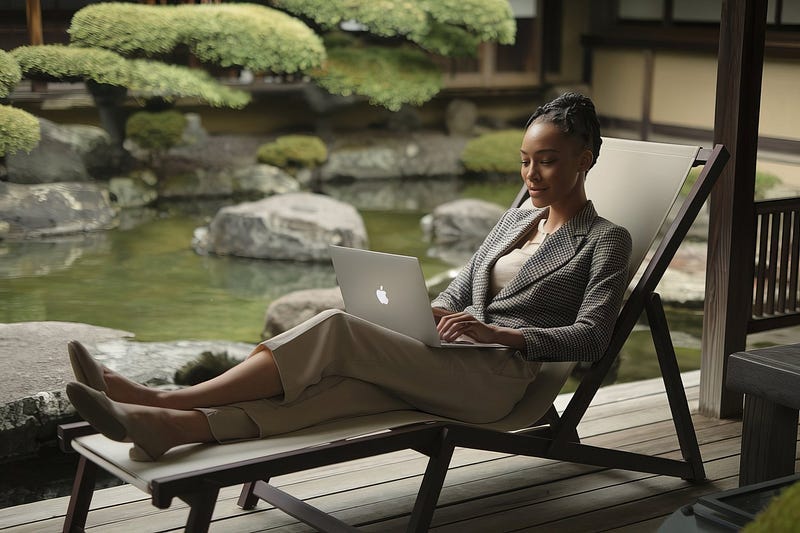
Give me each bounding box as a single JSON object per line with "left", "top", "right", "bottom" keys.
{"left": 0, "top": 205, "right": 456, "bottom": 343}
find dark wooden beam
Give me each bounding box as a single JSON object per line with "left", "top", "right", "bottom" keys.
{"left": 25, "top": 0, "right": 43, "bottom": 45}
{"left": 701, "top": 0, "right": 768, "bottom": 418}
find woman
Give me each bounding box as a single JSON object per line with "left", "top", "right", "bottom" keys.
{"left": 66, "top": 92, "right": 632, "bottom": 461}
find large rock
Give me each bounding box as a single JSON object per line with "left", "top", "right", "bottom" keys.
{"left": 320, "top": 178, "right": 462, "bottom": 211}
{"left": 232, "top": 164, "right": 299, "bottom": 196}
{"left": 108, "top": 171, "right": 158, "bottom": 208}
{"left": 159, "top": 167, "right": 237, "bottom": 198}
{"left": 0, "top": 321, "right": 256, "bottom": 460}
{"left": 319, "top": 133, "right": 468, "bottom": 181}
{"left": 6, "top": 118, "right": 117, "bottom": 183}
{"left": 0, "top": 322, "right": 132, "bottom": 459}
{"left": 263, "top": 287, "right": 344, "bottom": 337}
{"left": 200, "top": 192, "right": 368, "bottom": 261}
{"left": 158, "top": 164, "right": 299, "bottom": 200}
{"left": 0, "top": 181, "right": 117, "bottom": 239}
{"left": 422, "top": 198, "right": 505, "bottom": 247}
{"left": 445, "top": 99, "right": 478, "bottom": 136}
{"left": 420, "top": 198, "right": 505, "bottom": 265}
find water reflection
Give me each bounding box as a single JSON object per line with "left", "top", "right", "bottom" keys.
{"left": 0, "top": 233, "right": 111, "bottom": 279}
{"left": 201, "top": 255, "right": 336, "bottom": 300}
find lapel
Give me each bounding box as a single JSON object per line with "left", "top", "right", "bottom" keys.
{"left": 491, "top": 201, "right": 598, "bottom": 302}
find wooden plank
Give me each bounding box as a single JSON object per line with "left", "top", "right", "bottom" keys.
{"left": 767, "top": 212, "right": 781, "bottom": 314}
{"left": 779, "top": 211, "right": 792, "bottom": 313}
{"left": 755, "top": 212, "right": 769, "bottom": 317}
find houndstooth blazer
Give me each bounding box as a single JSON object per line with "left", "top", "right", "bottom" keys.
{"left": 431, "top": 200, "right": 632, "bottom": 363}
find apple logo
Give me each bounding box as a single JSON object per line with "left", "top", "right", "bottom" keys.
{"left": 375, "top": 285, "right": 389, "bottom": 305}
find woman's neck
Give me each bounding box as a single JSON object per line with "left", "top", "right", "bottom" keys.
{"left": 542, "top": 198, "right": 588, "bottom": 234}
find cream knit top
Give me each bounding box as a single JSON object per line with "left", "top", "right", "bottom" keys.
{"left": 489, "top": 218, "right": 550, "bottom": 298}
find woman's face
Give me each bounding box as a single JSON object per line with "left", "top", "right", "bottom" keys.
{"left": 519, "top": 120, "right": 593, "bottom": 210}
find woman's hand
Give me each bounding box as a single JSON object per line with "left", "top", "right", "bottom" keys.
{"left": 436, "top": 312, "right": 498, "bottom": 343}
{"left": 436, "top": 312, "right": 527, "bottom": 349}
{"left": 431, "top": 307, "right": 457, "bottom": 324}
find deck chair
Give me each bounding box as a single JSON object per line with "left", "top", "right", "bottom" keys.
{"left": 58, "top": 137, "right": 728, "bottom": 532}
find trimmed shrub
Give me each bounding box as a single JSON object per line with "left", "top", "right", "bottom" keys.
{"left": 69, "top": 3, "right": 325, "bottom": 73}
{"left": 257, "top": 135, "right": 328, "bottom": 170}
{"left": 461, "top": 130, "right": 522, "bottom": 174}
{"left": 0, "top": 105, "right": 41, "bottom": 157}
{"left": 0, "top": 50, "right": 22, "bottom": 98}
{"left": 11, "top": 44, "right": 129, "bottom": 85}
{"left": 313, "top": 44, "right": 442, "bottom": 111}
{"left": 126, "top": 110, "right": 186, "bottom": 153}
{"left": 422, "top": 0, "right": 516, "bottom": 44}
{"left": 274, "top": 0, "right": 427, "bottom": 40}
{"left": 11, "top": 45, "right": 249, "bottom": 109}
{"left": 128, "top": 59, "right": 249, "bottom": 109}
{"left": 273, "top": 0, "right": 514, "bottom": 49}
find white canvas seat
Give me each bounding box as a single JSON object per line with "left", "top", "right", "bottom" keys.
{"left": 59, "top": 137, "right": 729, "bottom": 533}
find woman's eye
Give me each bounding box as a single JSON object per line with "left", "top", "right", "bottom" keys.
{"left": 539, "top": 159, "right": 555, "bottom": 165}
{"left": 520, "top": 160, "right": 530, "bottom": 167}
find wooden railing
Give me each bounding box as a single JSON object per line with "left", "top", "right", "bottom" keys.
{"left": 749, "top": 197, "right": 800, "bottom": 333}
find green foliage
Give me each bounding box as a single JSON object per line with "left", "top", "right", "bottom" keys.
{"left": 273, "top": 0, "right": 514, "bottom": 53}
{"left": 11, "top": 45, "right": 249, "bottom": 108}
{"left": 11, "top": 44, "right": 129, "bottom": 85}
{"left": 69, "top": 3, "right": 325, "bottom": 73}
{"left": 313, "top": 44, "right": 442, "bottom": 111}
{"left": 0, "top": 104, "right": 41, "bottom": 157}
{"left": 69, "top": 3, "right": 182, "bottom": 56}
{"left": 257, "top": 135, "right": 328, "bottom": 169}
{"left": 174, "top": 351, "right": 240, "bottom": 386}
{"left": 754, "top": 170, "right": 781, "bottom": 198}
{"left": 274, "top": 0, "right": 427, "bottom": 40}
{"left": 461, "top": 130, "right": 523, "bottom": 174}
{"left": 0, "top": 50, "right": 22, "bottom": 98}
{"left": 414, "top": 22, "right": 480, "bottom": 57}
{"left": 420, "top": 0, "right": 516, "bottom": 44}
{"left": 126, "top": 110, "right": 186, "bottom": 152}
{"left": 744, "top": 480, "right": 800, "bottom": 533}
{"left": 128, "top": 59, "right": 249, "bottom": 108}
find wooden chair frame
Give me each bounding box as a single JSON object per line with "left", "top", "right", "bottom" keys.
{"left": 58, "top": 143, "right": 729, "bottom": 533}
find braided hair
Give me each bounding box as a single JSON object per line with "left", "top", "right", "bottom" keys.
{"left": 525, "top": 92, "right": 602, "bottom": 170}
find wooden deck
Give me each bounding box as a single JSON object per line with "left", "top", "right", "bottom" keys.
{"left": 2, "top": 370, "right": 798, "bottom": 532}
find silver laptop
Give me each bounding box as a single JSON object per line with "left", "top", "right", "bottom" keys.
{"left": 329, "top": 245, "right": 505, "bottom": 348}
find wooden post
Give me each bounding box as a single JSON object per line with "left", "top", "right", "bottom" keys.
{"left": 700, "top": 0, "right": 768, "bottom": 418}
{"left": 25, "top": 0, "right": 43, "bottom": 45}
{"left": 640, "top": 49, "right": 654, "bottom": 141}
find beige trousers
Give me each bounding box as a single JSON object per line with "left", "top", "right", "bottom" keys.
{"left": 201, "top": 309, "right": 541, "bottom": 442}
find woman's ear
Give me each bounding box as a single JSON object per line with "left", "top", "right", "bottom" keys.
{"left": 578, "top": 148, "right": 594, "bottom": 172}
